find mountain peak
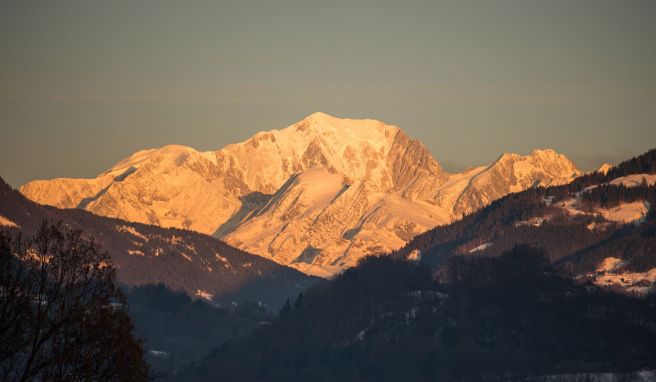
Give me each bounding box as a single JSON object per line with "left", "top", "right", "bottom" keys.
{"left": 300, "top": 112, "right": 346, "bottom": 129}
{"left": 497, "top": 148, "right": 561, "bottom": 159}
{"left": 296, "top": 112, "right": 397, "bottom": 135}
{"left": 530, "top": 148, "right": 575, "bottom": 163}
{"left": 305, "top": 111, "right": 338, "bottom": 122}
{"left": 531, "top": 148, "right": 558, "bottom": 157}
{"left": 449, "top": 148, "right": 580, "bottom": 216}
{"left": 495, "top": 149, "right": 577, "bottom": 170}
{"left": 497, "top": 152, "right": 520, "bottom": 162}
{"left": 597, "top": 163, "right": 613, "bottom": 175}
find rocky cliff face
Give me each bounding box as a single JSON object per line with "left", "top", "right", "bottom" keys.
{"left": 20, "top": 112, "right": 580, "bottom": 276}
{"left": 451, "top": 149, "right": 581, "bottom": 216}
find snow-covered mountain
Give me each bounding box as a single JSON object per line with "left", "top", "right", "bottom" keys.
{"left": 20, "top": 112, "right": 581, "bottom": 276}
{"left": 395, "top": 147, "right": 656, "bottom": 295}
{"left": 597, "top": 163, "right": 613, "bottom": 175}
{"left": 448, "top": 149, "right": 580, "bottom": 217}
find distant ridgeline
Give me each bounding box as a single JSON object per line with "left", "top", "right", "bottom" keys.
{"left": 395, "top": 148, "right": 656, "bottom": 294}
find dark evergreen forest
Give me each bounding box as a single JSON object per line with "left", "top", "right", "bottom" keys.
{"left": 179, "top": 249, "right": 656, "bottom": 382}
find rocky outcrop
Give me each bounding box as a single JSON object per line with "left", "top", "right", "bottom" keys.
{"left": 451, "top": 149, "right": 581, "bottom": 216}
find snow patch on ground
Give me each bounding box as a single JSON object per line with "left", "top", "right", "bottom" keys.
{"left": 292, "top": 263, "right": 345, "bottom": 278}
{"left": 127, "top": 249, "right": 144, "bottom": 256}
{"left": 0, "top": 215, "right": 18, "bottom": 228}
{"left": 23, "top": 248, "right": 51, "bottom": 263}
{"left": 555, "top": 198, "right": 648, "bottom": 225}
{"left": 584, "top": 173, "right": 656, "bottom": 193}
{"left": 515, "top": 217, "right": 545, "bottom": 227}
{"left": 597, "top": 201, "right": 648, "bottom": 224}
{"left": 115, "top": 225, "right": 148, "bottom": 241}
{"left": 168, "top": 235, "right": 184, "bottom": 245}
{"left": 609, "top": 174, "right": 656, "bottom": 187}
{"left": 215, "top": 254, "right": 232, "bottom": 269}
{"left": 586, "top": 221, "right": 612, "bottom": 231}
{"left": 195, "top": 289, "right": 214, "bottom": 301}
{"left": 407, "top": 249, "right": 421, "bottom": 261}
{"left": 596, "top": 257, "right": 625, "bottom": 272}
{"left": 148, "top": 350, "right": 170, "bottom": 358}
{"left": 555, "top": 198, "right": 586, "bottom": 216}
{"left": 469, "top": 242, "right": 493, "bottom": 253}
{"left": 594, "top": 267, "right": 656, "bottom": 294}
{"left": 179, "top": 252, "right": 192, "bottom": 262}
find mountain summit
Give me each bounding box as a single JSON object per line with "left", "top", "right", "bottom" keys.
{"left": 20, "top": 113, "right": 580, "bottom": 276}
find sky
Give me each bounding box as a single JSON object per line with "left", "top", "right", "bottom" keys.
{"left": 1, "top": 0, "right": 655, "bottom": 187}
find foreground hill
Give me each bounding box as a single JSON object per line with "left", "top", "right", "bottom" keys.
{"left": 0, "top": 177, "right": 315, "bottom": 308}
{"left": 125, "top": 284, "right": 272, "bottom": 379}
{"left": 19, "top": 112, "right": 580, "bottom": 276}
{"left": 395, "top": 148, "right": 656, "bottom": 294}
{"left": 178, "top": 251, "right": 656, "bottom": 382}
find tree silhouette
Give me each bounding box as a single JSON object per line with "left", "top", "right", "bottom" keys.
{"left": 280, "top": 297, "right": 292, "bottom": 317}
{"left": 0, "top": 221, "right": 149, "bottom": 382}
{"left": 294, "top": 293, "right": 304, "bottom": 310}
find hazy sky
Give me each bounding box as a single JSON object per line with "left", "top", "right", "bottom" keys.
{"left": 1, "top": 0, "right": 655, "bottom": 187}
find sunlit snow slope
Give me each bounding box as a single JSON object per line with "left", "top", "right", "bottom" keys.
{"left": 20, "top": 112, "right": 581, "bottom": 276}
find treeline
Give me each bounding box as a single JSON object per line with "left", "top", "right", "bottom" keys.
{"left": 580, "top": 183, "right": 656, "bottom": 211}
{"left": 397, "top": 189, "right": 554, "bottom": 266}
{"left": 558, "top": 217, "right": 656, "bottom": 275}
{"left": 563, "top": 147, "right": 656, "bottom": 193}
{"left": 178, "top": 247, "right": 656, "bottom": 382}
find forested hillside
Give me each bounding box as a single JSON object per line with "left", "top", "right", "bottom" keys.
{"left": 179, "top": 249, "right": 656, "bottom": 381}
{"left": 126, "top": 284, "right": 271, "bottom": 379}
{"left": 396, "top": 148, "right": 656, "bottom": 293}
{"left": 0, "top": 177, "right": 317, "bottom": 309}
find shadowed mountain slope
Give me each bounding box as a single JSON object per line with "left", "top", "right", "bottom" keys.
{"left": 1, "top": 177, "right": 317, "bottom": 309}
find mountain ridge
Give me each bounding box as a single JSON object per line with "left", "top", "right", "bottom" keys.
{"left": 19, "top": 113, "right": 581, "bottom": 276}
{"left": 393, "top": 147, "right": 656, "bottom": 294}
{"left": 1, "top": 176, "right": 316, "bottom": 308}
